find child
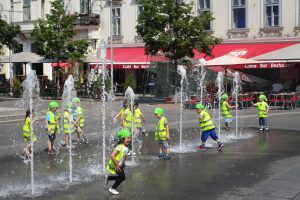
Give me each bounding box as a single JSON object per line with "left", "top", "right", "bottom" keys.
{"left": 133, "top": 102, "right": 147, "bottom": 136}
{"left": 63, "top": 102, "right": 75, "bottom": 147}
{"left": 154, "top": 107, "right": 171, "bottom": 159}
{"left": 72, "top": 97, "right": 88, "bottom": 144}
{"left": 122, "top": 104, "right": 133, "bottom": 131}
{"left": 45, "top": 101, "right": 60, "bottom": 155}
{"left": 252, "top": 95, "right": 269, "bottom": 131}
{"left": 23, "top": 109, "right": 43, "bottom": 158}
{"left": 114, "top": 100, "right": 128, "bottom": 125}
{"left": 195, "top": 103, "right": 223, "bottom": 151}
{"left": 220, "top": 93, "right": 237, "bottom": 130}
{"left": 106, "top": 129, "right": 132, "bottom": 195}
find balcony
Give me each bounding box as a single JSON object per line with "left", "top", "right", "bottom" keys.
{"left": 73, "top": 13, "right": 100, "bottom": 26}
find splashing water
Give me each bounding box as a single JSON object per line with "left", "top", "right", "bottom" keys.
{"left": 100, "top": 40, "right": 108, "bottom": 173}
{"left": 198, "top": 58, "right": 207, "bottom": 104}
{"left": 124, "top": 87, "right": 135, "bottom": 163}
{"left": 177, "top": 65, "right": 187, "bottom": 152}
{"left": 232, "top": 72, "right": 242, "bottom": 138}
{"left": 61, "top": 75, "right": 75, "bottom": 182}
{"left": 19, "top": 70, "right": 41, "bottom": 195}
{"left": 216, "top": 72, "right": 224, "bottom": 139}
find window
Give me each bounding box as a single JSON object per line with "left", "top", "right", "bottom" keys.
{"left": 80, "top": 0, "right": 90, "bottom": 14}
{"left": 23, "top": 0, "right": 31, "bottom": 21}
{"left": 198, "top": 0, "right": 211, "bottom": 30}
{"left": 112, "top": 8, "right": 121, "bottom": 36}
{"left": 232, "top": 0, "right": 246, "bottom": 28}
{"left": 265, "top": 0, "right": 280, "bottom": 27}
{"left": 137, "top": 5, "right": 143, "bottom": 16}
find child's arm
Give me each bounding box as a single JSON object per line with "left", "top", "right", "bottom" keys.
{"left": 33, "top": 116, "right": 45, "bottom": 123}
{"left": 266, "top": 104, "right": 269, "bottom": 114}
{"left": 111, "top": 149, "right": 121, "bottom": 172}
{"left": 141, "top": 113, "right": 146, "bottom": 123}
{"left": 122, "top": 113, "right": 127, "bottom": 128}
{"left": 166, "top": 124, "right": 170, "bottom": 140}
{"left": 226, "top": 102, "right": 236, "bottom": 109}
{"left": 45, "top": 120, "right": 51, "bottom": 132}
{"left": 251, "top": 102, "right": 258, "bottom": 107}
{"left": 114, "top": 111, "right": 122, "bottom": 121}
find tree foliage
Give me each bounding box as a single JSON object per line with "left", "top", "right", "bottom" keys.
{"left": 31, "top": 0, "right": 89, "bottom": 62}
{"left": 136, "top": 0, "right": 221, "bottom": 63}
{"left": 0, "top": 15, "right": 20, "bottom": 54}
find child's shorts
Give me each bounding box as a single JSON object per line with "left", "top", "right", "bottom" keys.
{"left": 158, "top": 140, "right": 169, "bottom": 149}
{"left": 48, "top": 134, "right": 56, "bottom": 141}
{"left": 259, "top": 118, "right": 268, "bottom": 126}
{"left": 201, "top": 128, "right": 218, "bottom": 142}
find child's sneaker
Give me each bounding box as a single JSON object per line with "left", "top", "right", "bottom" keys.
{"left": 196, "top": 144, "right": 205, "bottom": 150}
{"left": 217, "top": 143, "right": 224, "bottom": 151}
{"left": 259, "top": 127, "right": 264, "bottom": 131}
{"left": 109, "top": 187, "right": 119, "bottom": 195}
{"left": 265, "top": 127, "right": 269, "bottom": 131}
{"left": 158, "top": 153, "right": 164, "bottom": 158}
{"left": 48, "top": 149, "right": 55, "bottom": 155}
{"left": 163, "top": 154, "right": 171, "bottom": 160}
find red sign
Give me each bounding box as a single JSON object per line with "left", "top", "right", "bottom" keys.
{"left": 229, "top": 62, "right": 295, "bottom": 69}
{"left": 90, "top": 64, "right": 149, "bottom": 69}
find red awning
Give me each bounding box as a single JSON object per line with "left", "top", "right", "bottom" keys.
{"left": 194, "top": 42, "right": 298, "bottom": 60}
{"left": 90, "top": 64, "right": 150, "bottom": 69}
{"left": 51, "top": 62, "right": 71, "bottom": 67}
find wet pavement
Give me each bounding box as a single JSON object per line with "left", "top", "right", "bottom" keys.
{"left": 1, "top": 98, "right": 300, "bottom": 199}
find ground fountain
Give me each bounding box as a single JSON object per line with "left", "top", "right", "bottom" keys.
{"left": 124, "top": 87, "right": 135, "bottom": 163}
{"left": 232, "top": 72, "right": 242, "bottom": 138}
{"left": 19, "top": 70, "right": 41, "bottom": 195}
{"left": 177, "top": 65, "right": 187, "bottom": 152}
{"left": 198, "top": 58, "right": 207, "bottom": 104}
{"left": 216, "top": 72, "right": 224, "bottom": 139}
{"left": 61, "top": 75, "right": 75, "bottom": 183}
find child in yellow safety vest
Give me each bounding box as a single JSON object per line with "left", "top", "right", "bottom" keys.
{"left": 45, "top": 101, "right": 60, "bottom": 155}
{"left": 63, "top": 103, "right": 75, "bottom": 148}
{"left": 220, "top": 93, "right": 237, "bottom": 130}
{"left": 114, "top": 100, "right": 128, "bottom": 125}
{"left": 252, "top": 95, "right": 269, "bottom": 131}
{"left": 72, "top": 97, "right": 88, "bottom": 144}
{"left": 123, "top": 102, "right": 146, "bottom": 135}
{"left": 154, "top": 107, "right": 171, "bottom": 159}
{"left": 23, "top": 109, "right": 44, "bottom": 158}
{"left": 105, "top": 129, "right": 131, "bottom": 195}
{"left": 195, "top": 103, "right": 223, "bottom": 151}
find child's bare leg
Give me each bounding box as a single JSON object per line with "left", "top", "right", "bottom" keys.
{"left": 47, "top": 141, "right": 52, "bottom": 151}
{"left": 66, "top": 135, "right": 69, "bottom": 146}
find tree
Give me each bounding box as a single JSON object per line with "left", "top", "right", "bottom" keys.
{"left": 0, "top": 15, "right": 20, "bottom": 55}
{"left": 136, "top": 0, "right": 221, "bottom": 92}
{"left": 31, "top": 0, "right": 89, "bottom": 63}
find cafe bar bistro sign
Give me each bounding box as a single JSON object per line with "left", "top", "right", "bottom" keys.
{"left": 230, "top": 62, "right": 295, "bottom": 69}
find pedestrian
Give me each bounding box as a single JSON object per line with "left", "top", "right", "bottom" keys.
{"left": 63, "top": 102, "right": 75, "bottom": 148}
{"left": 154, "top": 107, "right": 171, "bottom": 159}
{"left": 220, "top": 93, "right": 237, "bottom": 130}
{"left": 23, "top": 109, "right": 43, "bottom": 159}
{"left": 106, "top": 129, "right": 132, "bottom": 195}
{"left": 252, "top": 95, "right": 269, "bottom": 131}
{"left": 114, "top": 100, "right": 129, "bottom": 125}
{"left": 45, "top": 102, "right": 60, "bottom": 155}
{"left": 133, "top": 102, "right": 147, "bottom": 136}
{"left": 72, "top": 97, "right": 88, "bottom": 144}
{"left": 195, "top": 103, "right": 223, "bottom": 151}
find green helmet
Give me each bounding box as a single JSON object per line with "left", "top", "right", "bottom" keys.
{"left": 154, "top": 108, "right": 164, "bottom": 115}
{"left": 72, "top": 97, "right": 80, "bottom": 103}
{"left": 48, "top": 101, "right": 59, "bottom": 110}
{"left": 117, "top": 129, "right": 131, "bottom": 139}
{"left": 259, "top": 94, "right": 268, "bottom": 102}
{"left": 221, "top": 93, "right": 229, "bottom": 100}
{"left": 195, "top": 103, "right": 205, "bottom": 110}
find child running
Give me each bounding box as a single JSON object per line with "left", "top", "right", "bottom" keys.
{"left": 154, "top": 107, "right": 171, "bottom": 159}
{"left": 23, "top": 109, "right": 43, "bottom": 158}
{"left": 195, "top": 103, "right": 223, "bottom": 151}
{"left": 220, "top": 93, "right": 237, "bottom": 130}
{"left": 133, "top": 102, "right": 146, "bottom": 136}
{"left": 45, "top": 102, "right": 60, "bottom": 155}
{"left": 106, "top": 129, "right": 132, "bottom": 195}
{"left": 114, "top": 100, "right": 128, "bottom": 125}
{"left": 63, "top": 102, "right": 75, "bottom": 147}
{"left": 252, "top": 95, "right": 269, "bottom": 131}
